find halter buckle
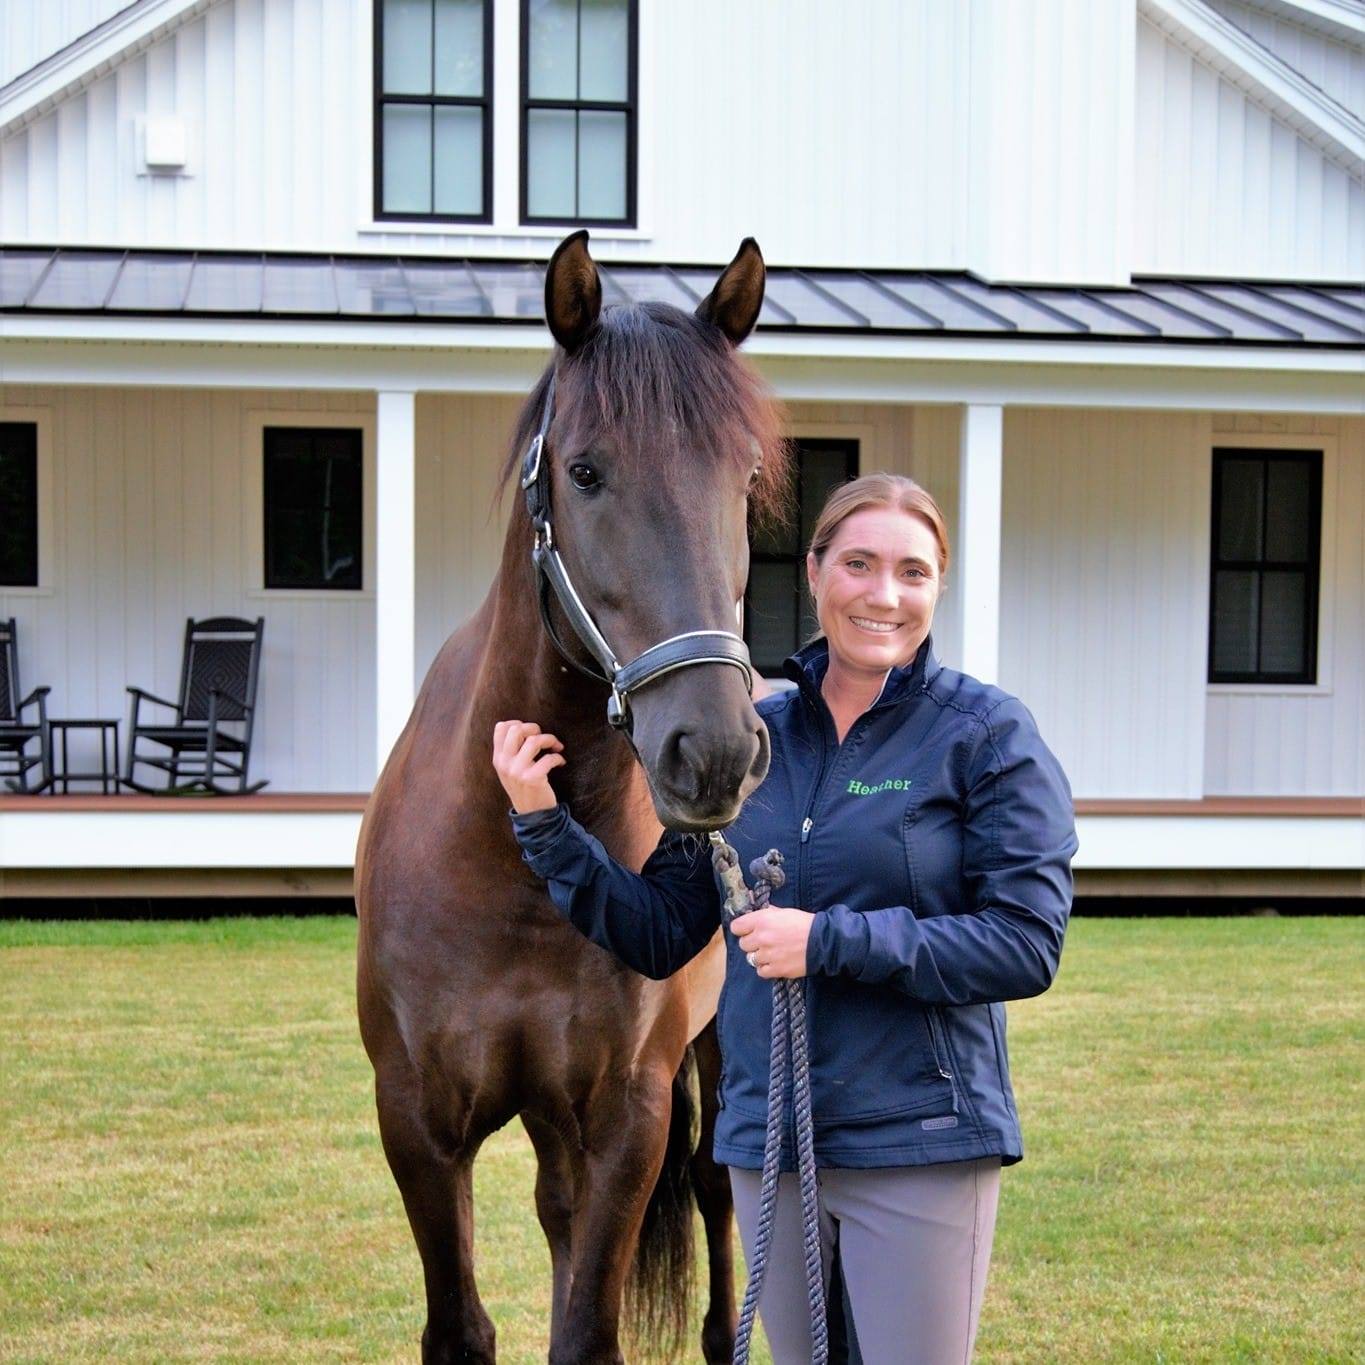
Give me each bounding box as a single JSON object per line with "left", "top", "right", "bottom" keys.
{"left": 606, "top": 688, "right": 630, "bottom": 730}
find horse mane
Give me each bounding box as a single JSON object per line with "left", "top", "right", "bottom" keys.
{"left": 499, "top": 302, "right": 792, "bottom": 531}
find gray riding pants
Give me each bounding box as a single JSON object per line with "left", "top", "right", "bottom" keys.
{"left": 730, "top": 1158, "right": 1002, "bottom": 1365}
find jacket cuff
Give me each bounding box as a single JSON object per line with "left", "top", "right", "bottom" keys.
{"left": 509, "top": 803, "right": 573, "bottom": 865}
{"left": 806, "top": 903, "right": 872, "bottom": 978}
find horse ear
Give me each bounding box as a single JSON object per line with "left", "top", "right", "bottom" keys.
{"left": 696, "top": 238, "right": 766, "bottom": 346}
{"left": 544, "top": 229, "right": 602, "bottom": 354}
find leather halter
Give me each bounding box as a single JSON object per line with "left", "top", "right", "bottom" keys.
{"left": 519, "top": 372, "right": 755, "bottom": 732}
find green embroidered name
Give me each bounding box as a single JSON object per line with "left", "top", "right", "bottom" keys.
{"left": 846, "top": 778, "right": 913, "bottom": 797}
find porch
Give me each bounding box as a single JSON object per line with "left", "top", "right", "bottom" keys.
{"left": 2, "top": 263, "right": 1362, "bottom": 897}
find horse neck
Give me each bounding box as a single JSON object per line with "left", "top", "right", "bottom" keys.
{"left": 465, "top": 501, "right": 645, "bottom": 834}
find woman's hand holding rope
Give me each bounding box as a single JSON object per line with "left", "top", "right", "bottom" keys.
{"left": 731, "top": 907, "right": 814, "bottom": 979}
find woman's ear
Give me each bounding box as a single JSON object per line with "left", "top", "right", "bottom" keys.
{"left": 805, "top": 550, "right": 821, "bottom": 602}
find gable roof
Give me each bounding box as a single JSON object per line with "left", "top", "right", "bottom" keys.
{"left": 1140, "top": 0, "right": 1365, "bottom": 175}
{"left": 3, "top": 246, "right": 1362, "bottom": 348}
{"left": 0, "top": 0, "right": 219, "bottom": 139}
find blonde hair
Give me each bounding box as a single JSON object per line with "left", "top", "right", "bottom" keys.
{"left": 808, "top": 472, "right": 951, "bottom": 581}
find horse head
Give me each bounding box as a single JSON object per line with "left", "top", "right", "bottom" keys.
{"left": 515, "top": 230, "right": 790, "bottom": 832}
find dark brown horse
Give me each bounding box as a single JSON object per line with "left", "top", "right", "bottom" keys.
{"left": 356, "top": 231, "right": 788, "bottom": 1364}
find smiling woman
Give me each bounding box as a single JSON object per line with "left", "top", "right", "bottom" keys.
{"left": 502, "top": 468, "right": 1078, "bottom": 1362}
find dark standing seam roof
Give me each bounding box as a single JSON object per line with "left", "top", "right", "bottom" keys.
{"left": 2, "top": 246, "right": 1362, "bottom": 347}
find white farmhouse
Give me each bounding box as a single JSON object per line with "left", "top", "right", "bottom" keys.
{"left": 1, "top": 0, "right": 1361, "bottom": 903}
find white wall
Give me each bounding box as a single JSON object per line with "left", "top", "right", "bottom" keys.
{"left": 998, "top": 407, "right": 1214, "bottom": 799}
{"left": 1203, "top": 0, "right": 1365, "bottom": 116}
{"left": 1134, "top": 15, "right": 1365, "bottom": 280}
{"left": 1204, "top": 414, "right": 1364, "bottom": 796}
{"left": 0, "top": 383, "right": 378, "bottom": 792}
{"left": 15, "top": 0, "right": 1347, "bottom": 285}
{"left": 0, "top": 0, "right": 133, "bottom": 87}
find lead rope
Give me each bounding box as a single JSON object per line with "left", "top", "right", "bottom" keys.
{"left": 710, "top": 834, "right": 829, "bottom": 1365}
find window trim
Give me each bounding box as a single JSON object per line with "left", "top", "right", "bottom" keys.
{"left": 244, "top": 411, "right": 376, "bottom": 600}
{"left": 0, "top": 407, "right": 54, "bottom": 598}
{"left": 1207, "top": 445, "right": 1324, "bottom": 687}
{"left": 519, "top": 0, "right": 639, "bottom": 228}
{"left": 373, "top": 0, "right": 496, "bottom": 225}
{"left": 745, "top": 435, "right": 860, "bottom": 677}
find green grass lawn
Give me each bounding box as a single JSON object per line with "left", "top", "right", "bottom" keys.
{"left": 0, "top": 915, "right": 1360, "bottom": 1363}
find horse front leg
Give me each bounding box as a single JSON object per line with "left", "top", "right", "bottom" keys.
{"left": 375, "top": 1069, "right": 496, "bottom": 1365}
{"left": 691, "top": 1019, "right": 737, "bottom": 1363}
{"left": 523, "top": 1112, "right": 575, "bottom": 1348}
{"left": 552, "top": 1075, "right": 673, "bottom": 1365}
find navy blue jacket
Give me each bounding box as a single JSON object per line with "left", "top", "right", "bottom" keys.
{"left": 512, "top": 634, "right": 1078, "bottom": 1170}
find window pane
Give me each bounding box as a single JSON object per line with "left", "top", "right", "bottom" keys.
{"left": 384, "top": 0, "right": 432, "bottom": 94}
{"left": 0, "top": 424, "right": 39, "bottom": 587}
{"left": 1216, "top": 457, "right": 1263, "bottom": 561}
{"left": 264, "top": 430, "right": 363, "bottom": 590}
{"left": 526, "top": 108, "right": 577, "bottom": 217}
{"left": 434, "top": 0, "right": 483, "bottom": 96}
{"left": 383, "top": 104, "right": 432, "bottom": 213}
{"left": 747, "top": 561, "right": 801, "bottom": 674}
{"left": 577, "top": 110, "right": 625, "bottom": 220}
{"left": 1264, "top": 459, "right": 1313, "bottom": 562}
{"left": 1212, "top": 569, "right": 1258, "bottom": 675}
{"left": 579, "top": 0, "right": 628, "bottom": 100}
{"left": 434, "top": 106, "right": 483, "bottom": 214}
{"left": 528, "top": 0, "right": 578, "bottom": 99}
{"left": 799, "top": 445, "right": 856, "bottom": 544}
{"left": 1259, "top": 570, "right": 1307, "bottom": 676}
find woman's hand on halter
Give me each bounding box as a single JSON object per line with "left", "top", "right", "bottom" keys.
{"left": 492, "top": 720, "right": 566, "bottom": 814}
{"left": 729, "top": 907, "right": 814, "bottom": 979}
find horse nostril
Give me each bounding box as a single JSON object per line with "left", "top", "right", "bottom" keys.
{"left": 669, "top": 732, "right": 704, "bottom": 802}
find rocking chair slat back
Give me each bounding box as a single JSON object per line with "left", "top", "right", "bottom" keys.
{"left": 0, "top": 619, "right": 15, "bottom": 721}
{"left": 182, "top": 633, "right": 259, "bottom": 721}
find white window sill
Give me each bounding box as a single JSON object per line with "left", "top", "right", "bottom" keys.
{"left": 358, "top": 221, "right": 653, "bottom": 243}
{"left": 1207, "top": 683, "right": 1333, "bottom": 697}
{"left": 0, "top": 585, "right": 55, "bottom": 598}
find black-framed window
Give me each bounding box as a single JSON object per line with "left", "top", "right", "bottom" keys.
{"left": 1209, "top": 448, "right": 1322, "bottom": 684}
{"left": 0, "top": 423, "right": 39, "bottom": 588}
{"left": 745, "top": 439, "right": 859, "bottom": 675}
{"left": 521, "top": 0, "right": 637, "bottom": 226}
{"left": 263, "top": 428, "right": 364, "bottom": 591}
{"left": 375, "top": 0, "right": 493, "bottom": 222}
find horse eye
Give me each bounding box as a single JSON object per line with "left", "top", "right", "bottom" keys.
{"left": 748, "top": 462, "right": 762, "bottom": 488}
{"left": 568, "top": 463, "right": 600, "bottom": 491}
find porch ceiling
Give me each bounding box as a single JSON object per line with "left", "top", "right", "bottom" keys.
{"left": 3, "top": 246, "right": 1363, "bottom": 349}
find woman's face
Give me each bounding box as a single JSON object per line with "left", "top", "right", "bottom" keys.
{"left": 806, "top": 505, "right": 943, "bottom": 678}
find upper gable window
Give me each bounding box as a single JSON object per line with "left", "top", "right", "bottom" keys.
{"left": 375, "top": 0, "right": 493, "bottom": 222}
{"left": 1209, "top": 448, "right": 1322, "bottom": 685}
{"left": 521, "top": 0, "right": 637, "bottom": 226}
{"left": 0, "top": 423, "right": 39, "bottom": 588}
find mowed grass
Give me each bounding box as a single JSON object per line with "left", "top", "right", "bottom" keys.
{"left": 0, "top": 916, "right": 1359, "bottom": 1363}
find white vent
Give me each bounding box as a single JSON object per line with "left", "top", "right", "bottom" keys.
{"left": 143, "top": 117, "right": 188, "bottom": 170}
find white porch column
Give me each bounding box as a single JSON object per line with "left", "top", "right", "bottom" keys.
{"left": 375, "top": 390, "right": 417, "bottom": 774}
{"left": 957, "top": 404, "right": 1004, "bottom": 685}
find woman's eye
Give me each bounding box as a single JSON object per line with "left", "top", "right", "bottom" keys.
{"left": 568, "top": 463, "right": 600, "bottom": 491}
{"left": 847, "top": 558, "right": 867, "bottom": 570}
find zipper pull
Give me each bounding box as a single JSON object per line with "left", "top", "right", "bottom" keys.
{"left": 801, "top": 817, "right": 813, "bottom": 843}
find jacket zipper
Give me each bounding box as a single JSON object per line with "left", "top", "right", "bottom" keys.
{"left": 926, "top": 1007, "right": 953, "bottom": 1080}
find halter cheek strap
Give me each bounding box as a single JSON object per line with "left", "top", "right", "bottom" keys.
{"left": 520, "top": 372, "right": 755, "bottom": 731}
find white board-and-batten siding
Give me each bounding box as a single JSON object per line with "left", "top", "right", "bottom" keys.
{"left": 7, "top": 0, "right": 1357, "bottom": 284}
{"left": 1133, "top": 15, "right": 1365, "bottom": 281}
{"left": 999, "top": 408, "right": 1365, "bottom": 800}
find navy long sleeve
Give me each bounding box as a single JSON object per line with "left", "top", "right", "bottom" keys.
{"left": 805, "top": 697, "right": 1078, "bottom": 1006}
{"left": 510, "top": 803, "right": 723, "bottom": 979}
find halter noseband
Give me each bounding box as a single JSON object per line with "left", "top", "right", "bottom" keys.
{"left": 519, "top": 372, "right": 755, "bottom": 731}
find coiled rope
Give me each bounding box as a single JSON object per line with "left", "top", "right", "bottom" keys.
{"left": 710, "top": 834, "right": 828, "bottom": 1365}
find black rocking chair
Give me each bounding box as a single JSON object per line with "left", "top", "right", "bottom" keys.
{"left": 124, "top": 616, "right": 267, "bottom": 795}
{"left": 0, "top": 618, "right": 52, "bottom": 793}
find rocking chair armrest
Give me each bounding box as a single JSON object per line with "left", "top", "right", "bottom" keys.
{"left": 127, "top": 685, "right": 183, "bottom": 715}
{"left": 14, "top": 685, "right": 51, "bottom": 719}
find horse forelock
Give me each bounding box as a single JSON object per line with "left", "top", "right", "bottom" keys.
{"left": 500, "top": 302, "right": 792, "bottom": 529}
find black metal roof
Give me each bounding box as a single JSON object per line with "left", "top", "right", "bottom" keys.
{"left": 2, "top": 246, "right": 1362, "bottom": 347}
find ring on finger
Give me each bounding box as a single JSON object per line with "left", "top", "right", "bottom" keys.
{"left": 746, "top": 951, "right": 758, "bottom": 968}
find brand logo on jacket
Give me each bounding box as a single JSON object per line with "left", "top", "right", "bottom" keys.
{"left": 846, "top": 777, "right": 913, "bottom": 797}
{"left": 921, "top": 1115, "right": 958, "bottom": 1131}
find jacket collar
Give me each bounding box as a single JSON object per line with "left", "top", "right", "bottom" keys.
{"left": 782, "top": 632, "right": 941, "bottom": 713}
